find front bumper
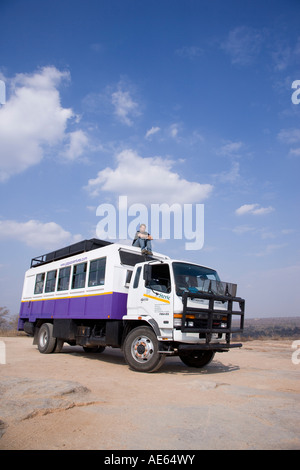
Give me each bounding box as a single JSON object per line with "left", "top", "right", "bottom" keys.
{"left": 177, "top": 342, "right": 242, "bottom": 352}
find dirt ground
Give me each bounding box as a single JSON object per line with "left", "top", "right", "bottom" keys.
{"left": 0, "top": 336, "right": 299, "bottom": 450}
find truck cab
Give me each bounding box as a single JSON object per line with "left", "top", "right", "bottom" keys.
{"left": 122, "top": 259, "right": 244, "bottom": 371}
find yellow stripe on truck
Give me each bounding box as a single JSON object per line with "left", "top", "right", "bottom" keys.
{"left": 143, "top": 294, "right": 170, "bottom": 304}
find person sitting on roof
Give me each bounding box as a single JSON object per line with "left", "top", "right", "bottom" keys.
{"left": 132, "top": 223, "right": 153, "bottom": 255}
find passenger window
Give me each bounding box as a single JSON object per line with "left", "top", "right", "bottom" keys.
{"left": 34, "top": 273, "right": 45, "bottom": 294}
{"left": 88, "top": 257, "right": 106, "bottom": 287}
{"left": 72, "top": 262, "right": 87, "bottom": 289}
{"left": 45, "top": 270, "right": 57, "bottom": 293}
{"left": 57, "top": 266, "right": 71, "bottom": 291}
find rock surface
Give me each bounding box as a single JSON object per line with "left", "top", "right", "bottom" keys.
{"left": 0, "top": 336, "right": 299, "bottom": 450}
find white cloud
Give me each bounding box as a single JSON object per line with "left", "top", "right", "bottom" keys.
{"left": 289, "top": 148, "right": 300, "bottom": 157}
{"left": 145, "top": 126, "right": 160, "bottom": 139}
{"left": 236, "top": 203, "right": 260, "bottom": 216}
{"left": 278, "top": 128, "right": 300, "bottom": 144}
{"left": 271, "top": 37, "right": 300, "bottom": 71}
{"left": 0, "top": 219, "right": 81, "bottom": 249}
{"left": 217, "top": 141, "right": 243, "bottom": 157}
{"left": 221, "top": 26, "right": 263, "bottom": 66}
{"left": 235, "top": 203, "right": 275, "bottom": 216}
{"left": 251, "top": 206, "right": 275, "bottom": 216}
{"left": 260, "top": 230, "right": 276, "bottom": 240}
{"left": 0, "top": 66, "right": 74, "bottom": 181}
{"left": 281, "top": 229, "right": 295, "bottom": 235}
{"left": 214, "top": 141, "right": 244, "bottom": 183}
{"left": 255, "top": 243, "right": 287, "bottom": 257}
{"left": 232, "top": 225, "right": 256, "bottom": 235}
{"left": 271, "top": 43, "right": 292, "bottom": 71}
{"left": 214, "top": 161, "right": 240, "bottom": 183}
{"left": 0, "top": 79, "right": 5, "bottom": 105}
{"left": 278, "top": 128, "right": 300, "bottom": 158}
{"left": 190, "top": 130, "right": 205, "bottom": 144}
{"left": 175, "top": 46, "right": 203, "bottom": 59}
{"left": 169, "top": 123, "right": 180, "bottom": 139}
{"left": 111, "top": 87, "right": 140, "bottom": 126}
{"left": 90, "top": 43, "right": 105, "bottom": 53}
{"left": 85, "top": 149, "right": 213, "bottom": 205}
{"left": 61, "top": 129, "right": 89, "bottom": 161}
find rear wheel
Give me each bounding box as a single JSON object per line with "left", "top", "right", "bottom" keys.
{"left": 38, "top": 323, "right": 57, "bottom": 354}
{"left": 179, "top": 350, "right": 215, "bottom": 368}
{"left": 123, "top": 326, "right": 165, "bottom": 373}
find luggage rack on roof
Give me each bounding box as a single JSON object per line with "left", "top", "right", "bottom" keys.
{"left": 30, "top": 239, "right": 113, "bottom": 268}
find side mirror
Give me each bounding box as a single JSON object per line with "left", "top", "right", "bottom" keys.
{"left": 143, "top": 264, "right": 152, "bottom": 284}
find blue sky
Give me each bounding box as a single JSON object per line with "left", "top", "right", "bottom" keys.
{"left": 0, "top": 0, "right": 300, "bottom": 318}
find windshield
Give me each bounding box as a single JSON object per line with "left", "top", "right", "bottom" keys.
{"left": 172, "top": 262, "right": 221, "bottom": 296}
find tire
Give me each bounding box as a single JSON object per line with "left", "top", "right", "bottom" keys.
{"left": 38, "top": 323, "right": 57, "bottom": 354}
{"left": 179, "top": 350, "right": 215, "bottom": 368}
{"left": 83, "top": 346, "right": 105, "bottom": 353}
{"left": 123, "top": 326, "right": 165, "bottom": 373}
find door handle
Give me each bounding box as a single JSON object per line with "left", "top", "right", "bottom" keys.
{"left": 140, "top": 297, "right": 148, "bottom": 301}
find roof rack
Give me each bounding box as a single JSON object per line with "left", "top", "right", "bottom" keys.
{"left": 30, "top": 239, "right": 113, "bottom": 268}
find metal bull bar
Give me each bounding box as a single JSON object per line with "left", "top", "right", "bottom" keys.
{"left": 180, "top": 290, "right": 245, "bottom": 344}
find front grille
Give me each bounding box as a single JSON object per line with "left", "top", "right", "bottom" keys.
{"left": 193, "top": 318, "right": 224, "bottom": 329}
{"left": 180, "top": 291, "right": 244, "bottom": 335}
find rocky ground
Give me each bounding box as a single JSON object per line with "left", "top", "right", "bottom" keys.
{"left": 0, "top": 336, "right": 299, "bottom": 450}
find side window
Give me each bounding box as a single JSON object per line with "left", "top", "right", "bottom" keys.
{"left": 125, "top": 269, "right": 133, "bottom": 287}
{"left": 57, "top": 266, "right": 71, "bottom": 291}
{"left": 88, "top": 257, "right": 106, "bottom": 287}
{"left": 45, "top": 270, "right": 57, "bottom": 293}
{"left": 133, "top": 266, "right": 142, "bottom": 288}
{"left": 72, "top": 262, "right": 87, "bottom": 289}
{"left": 146, "top": 264, "right": 171, "bottom": 293}
{"left": 34, "top": 273, "right": 45, "bottom": 294}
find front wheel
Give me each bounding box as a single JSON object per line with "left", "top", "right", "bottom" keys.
{"left": 179, "top": 350, "right": 215, "bottom": 368}
{"left": 123, "top": 326, "right": 165, "bottom": 373}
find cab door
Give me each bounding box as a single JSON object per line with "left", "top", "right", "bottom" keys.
{"left": 127, "top": 263, "right": 173, "bottom": 331}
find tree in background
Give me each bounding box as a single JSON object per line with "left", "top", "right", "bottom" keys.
{"left": 0, "top": 307, "right": 18, "bottom": 332}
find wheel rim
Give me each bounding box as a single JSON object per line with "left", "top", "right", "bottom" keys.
{"left": 40, "top": 329, "right": 48, "bottom": 348}
{"left": 131, "top": 335, "right": 154, "bottom": 363}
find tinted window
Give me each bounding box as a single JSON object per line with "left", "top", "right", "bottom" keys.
{"left": 34, "top": 273, "right": 45, "bottom": 294}
{"left": 57, "top": 266, "right": 71, "bottom": 291}
{"left": 88, "top": 257, "right": 106, "bottom": 287}
{"left": 72, "top": 262, "right": 87, "bottom": 289}
{"left": 45, "top": 270, "right": 57, "bottom": 293}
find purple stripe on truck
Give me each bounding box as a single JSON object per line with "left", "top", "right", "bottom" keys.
{"left": 18, "top": 291, "right": 128, "bottom": 328}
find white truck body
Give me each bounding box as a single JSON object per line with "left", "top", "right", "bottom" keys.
{"left": 18, "top": 239, "right": 245, "bottom": 372}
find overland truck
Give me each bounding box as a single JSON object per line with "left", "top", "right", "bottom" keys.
{"left": 18, "top": 239, "right": 245, "bottom": 372}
